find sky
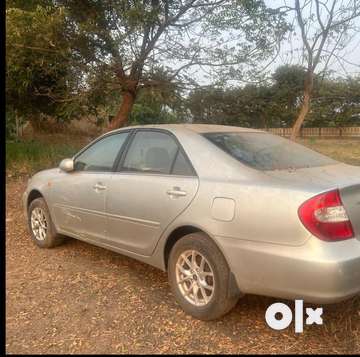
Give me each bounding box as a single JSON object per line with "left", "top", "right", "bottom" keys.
{"left": 186, "top": 0, "right": 360, "bottom": 87}
{"left": 265, "top": 0, "right": 360, "bottom": 78}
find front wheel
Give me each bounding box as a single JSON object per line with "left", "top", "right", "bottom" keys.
{"left": 168, "top": 232, "right": 240, "bottom": 320}
{"left": 28, "top": 197, "right": 64, "bottom": 248}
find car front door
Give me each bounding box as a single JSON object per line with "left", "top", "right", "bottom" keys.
{"left": 51, "top": 131, "right": 130, "bottom": 241}
{"left": 106, "top": 129, "right": 199, "bottom": 256}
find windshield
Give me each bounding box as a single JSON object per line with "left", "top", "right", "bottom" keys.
{"left": 203, "top": 132, "right": 337, "bottom": 171}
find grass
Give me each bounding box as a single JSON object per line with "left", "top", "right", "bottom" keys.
{"left": 6, "top": 134, "right": 360, "bottom": 178}
{"left": 6, "top": 134, "right": 92, "bottom": 178}
{"left": 299, "top": 137, "right": 360, "bottom": 166}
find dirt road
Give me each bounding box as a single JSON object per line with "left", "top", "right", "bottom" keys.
{"left": 6, "top": 179, "right": 360, "bottom": 354}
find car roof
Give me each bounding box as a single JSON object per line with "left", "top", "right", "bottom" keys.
{"left": 110, "top": 123, "right": 264, "bottom": 135}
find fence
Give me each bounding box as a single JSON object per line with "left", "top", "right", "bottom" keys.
{"left": 263, "top": 127, "right": 360, "bottom": 137}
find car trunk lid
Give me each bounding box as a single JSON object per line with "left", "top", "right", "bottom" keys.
{"left": 263, "top": 163, "right": 360, "bottom": 190}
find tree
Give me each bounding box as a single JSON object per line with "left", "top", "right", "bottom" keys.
{"left": 186, "top": 65, "right": 360, "bottom": 129}
{"left": 59, "top": 0, "right": 287, "bottom": 130}
{"left": 128, "top": 67, "right": 187, "bottom": 125}
{"left": 7, "top": 1, "right": 131, "bottom": 136}
{"left": 187, "top": 84, "right": 275, "bottom": 128}
{"left": 308, "top": 76, "right": 360, "bottom": 127}
{"left": 186, "top": 65, "right": 305, "bottom": 128}
{"left": 6, "top": 2, "right": 77, "bottom": 132}
{"left": 284, "top": 0, "right": 360, "bottom": 140}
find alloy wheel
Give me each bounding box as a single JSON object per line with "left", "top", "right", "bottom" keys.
{"left": 175, "top": 249, "right": 215, "bottom": 306}
{"left": 30, "top": 207, "right": 48, "bottom": 241}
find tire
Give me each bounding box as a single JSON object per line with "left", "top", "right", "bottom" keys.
{"left": 28, "top": 197, "right": 64, "bottom": 248}
{"left": 168, "top": 232, "right": 240, "bottom": 320}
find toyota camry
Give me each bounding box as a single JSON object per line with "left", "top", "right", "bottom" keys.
{"left": 23, "top": 124, "right": 360, "bottom": 320}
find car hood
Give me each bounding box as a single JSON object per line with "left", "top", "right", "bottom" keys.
{"left": 263, "top": 163, "right": 360, "bottom": 192}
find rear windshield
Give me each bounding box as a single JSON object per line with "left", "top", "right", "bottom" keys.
{"left": 203, "top": 132, "right": 337, "bottom": 171}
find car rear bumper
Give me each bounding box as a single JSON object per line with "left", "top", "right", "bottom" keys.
{"left": 216, "top": 235, "right": 360, "bottom": 304}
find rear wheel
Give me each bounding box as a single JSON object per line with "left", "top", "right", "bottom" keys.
{"left": 168, "top": 232, "right": 240, "bottom": 320}
{"left": 28, "top": 198, "right": 64, "bottom": 248}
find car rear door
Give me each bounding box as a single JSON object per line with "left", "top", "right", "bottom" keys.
{"left": 51, "top": 131, "right": 130, "bottom": 241}
{"left": 105, "top": 129, "right": 199, "bottom": 256}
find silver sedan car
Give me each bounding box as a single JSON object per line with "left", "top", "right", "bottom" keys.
{"left": 23, "top": 124, "right": 360, "bottom": 320}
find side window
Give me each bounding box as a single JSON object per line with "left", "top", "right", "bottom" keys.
{"left": 74, "top": 132, "right": 129, "bottom": 172}
{"left": 172, "top": 150, "right": 194, "bottom": 176}
{"left": 122, "top": 131, "right": 178, "bottom": 174}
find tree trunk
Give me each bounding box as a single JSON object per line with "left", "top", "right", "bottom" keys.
{"left": 290, "top": 73, "right": 313, "bottom": 141}
{"left": 262, "top": 115, "right": 267, "bottom": 130}
{"left": 108, "top": 90, "right": 136, "bottom": 130}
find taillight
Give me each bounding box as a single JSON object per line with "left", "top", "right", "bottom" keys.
{"left": 298, "top": 189, "right": 354, "bottom": 241}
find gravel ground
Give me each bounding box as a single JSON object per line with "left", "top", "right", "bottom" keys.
{"left": 6, "top": 179, "right": 360, "bottom": 354}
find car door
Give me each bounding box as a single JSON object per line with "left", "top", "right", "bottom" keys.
{"left": 51, "top": 131, "right": 130, "bottom": 241}
{"left": 106, "top": 129, "right": 199, "bottom": 256}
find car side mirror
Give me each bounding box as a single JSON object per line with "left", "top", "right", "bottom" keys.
{"left": 59, "top": 158, "right": 74, "bottom": 173}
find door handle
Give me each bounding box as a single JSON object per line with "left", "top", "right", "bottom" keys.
{"left": 93, "top": 183, "right": 107, "bottom": 191}
{"left": 167, "top": 187, "right": 187, "bottom": 197}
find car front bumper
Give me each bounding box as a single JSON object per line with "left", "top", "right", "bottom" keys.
{"left": 215, "top": 234, "right": 360, "bottom": 304}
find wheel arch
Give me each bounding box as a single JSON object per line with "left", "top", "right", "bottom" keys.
{"left": 27, "top": 189, "right": 44, "bottom": 209}
{"left": 163, "top": 225, "right": 202, "bottom": 270}
{"left": 163, "top": 224, "right": 242, "bottom": 298}
{"left": 163, "top": 224, "right": 230, "bottom": 271}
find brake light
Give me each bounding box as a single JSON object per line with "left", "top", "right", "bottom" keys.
{"left": 298, "top": 189, "right": 354, "bottom": 241}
